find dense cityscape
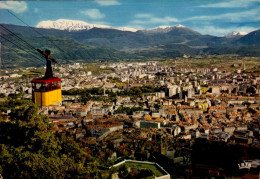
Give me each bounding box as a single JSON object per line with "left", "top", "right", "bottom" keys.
{"left": 1, "top": 56, "right": 260, "bottom": 178}
{"left": 1, "top": 0, "right": 260, "bottom": 178}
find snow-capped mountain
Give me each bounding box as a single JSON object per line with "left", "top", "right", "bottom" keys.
{"left": 36, "top": 19, "right": 188, "bottom": 33}
{"left": 36, "top": 19, "right": 112, "bottom": 31}
{"left": 116, "top": 27, "right": 138, "bottom": 32}
{"left": 137, "top": 24, "right": 186, "bottom": 34}
{"left": 225, "top": 31, "right": 248, "bottom": 38}
{"left": 36, "top": 19, "right": 139, "bottom": 32}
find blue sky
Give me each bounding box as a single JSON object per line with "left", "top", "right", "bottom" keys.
{"left": 0, "top": 0, "right": 260, "bottom": 36}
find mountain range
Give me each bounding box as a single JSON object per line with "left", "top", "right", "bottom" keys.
{"left": 225, "top": 31, "right": 248, "bottom": 39}
{"left": 1, "top": 20, "right": 260, "bottom": 68}
{"left": 36, "top": 19, "right": 138, "bottom": 32}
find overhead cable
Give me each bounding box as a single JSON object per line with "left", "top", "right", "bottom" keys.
{"left": 7, "top": 10, "right": 74, "bottom": 63}
{"left": 0, "top": 24, "right": 37, "bottom": 51}
{"left": 2, "top": 44, "right": 43, "bottom": 67}
{"left": 0, "top": 34, "right": 44, "bottom": 66}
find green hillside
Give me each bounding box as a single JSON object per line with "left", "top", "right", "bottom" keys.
{"left": 1, "top": 34, "right": 132, "bottom": 68}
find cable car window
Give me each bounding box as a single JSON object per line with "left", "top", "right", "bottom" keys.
{"left": 57, "top": 81, "right": 61, "bottom": 89}
{"left": 31, "top": 83, "right": 36, "bottom": 91}
{"left": 36, "top": 83, "right": 41, "bottom": 91}
{"left": 52, "top": 82, "right": 57, "bottom": 90}
{"left": 42, "top": 83, "right": 47, "bottom": 92}
{"left": 47, "top": 83, "right": 51, "bottom": 91}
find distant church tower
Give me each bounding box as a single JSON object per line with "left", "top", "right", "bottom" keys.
{"left": 243, "top": 63, "right": 246, "bottom": 71}
{"left": 103, "top": 83, "right": 106, "bottom": 96}
{"left": 161, "top": 138, "right": 167, "bottom": 155}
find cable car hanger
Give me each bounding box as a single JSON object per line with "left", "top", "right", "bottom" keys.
{"left": 36, "top": 48, "right": 58, "bottom": 79}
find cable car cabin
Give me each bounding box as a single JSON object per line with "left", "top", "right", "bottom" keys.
{"left": 31, "top": 77, "right": 62, "bottom": 106}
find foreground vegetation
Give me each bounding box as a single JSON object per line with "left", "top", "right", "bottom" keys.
{"left": 0, "top": 95, "right": 108, "bottom": 178}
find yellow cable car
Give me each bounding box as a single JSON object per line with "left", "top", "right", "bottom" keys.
{"left": 31, "top": 77, "right": 62, "bottom": 106}
{"left": 31, "top": 49, "right": 61, "bottom": 106}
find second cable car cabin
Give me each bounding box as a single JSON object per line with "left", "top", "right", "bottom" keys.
{"left": 31, "top": 49, "right": 62, "bottom": 106}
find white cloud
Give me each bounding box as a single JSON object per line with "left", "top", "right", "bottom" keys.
{"left": 130, "top": 14, "right": 179, "bottom": 26}
{"left": 185, "top": 7, "right": 260, "bottom": 22}
{"left": 193, "top": 25, "right": 258, "bottom": 36}
{"left": 0, "top": 1, "right": 27, "bottom": 13}
{"left": 200, "top": 0, "right": 260, "bottom": 8}
{"left": 94, "top": 0, "right": 120, "bottom": 6}
{"left": 80, "top": 9, "right": 105, "bottom": 20}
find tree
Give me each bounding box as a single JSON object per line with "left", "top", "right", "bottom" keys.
{"left": 0, "top": 93, "right": 5, "bottom": 98}
{"left": 0, "top": 97, "right": 103, "bottom": 178}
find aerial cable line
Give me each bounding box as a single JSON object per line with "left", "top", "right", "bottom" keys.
{"left": 0, "top": 24, "right": 37, "bottom": 50}
{"left": 0, "top": 25, "right": 45, "bottom": 63}
{"left": 2, "top": 44, "right": 43, "bottom": 67}
{"left": 0, "top": 30, "right": 40, "bottom": 60}
{"left": 0, "top": 24, "right": 38, "bottom": 51}
{"left": 0, "top": 34, "right": 44, "bottom": 66}
{"left": 7, "top": 10, "right": 74, "bottom": 63}
{"left": 0, "top": 35, "right": 44, "bottom": 66}
{"left": 4, "top": 33, "right": 43, "bottom": 65}
{"left": 1, "top": 30, "right": 36, "bottom": 57}
{"left": 0, "top": 24, "right": 54, "bottom": 64}
{"left": 0, "top": 35, "right": 43, "bottom": 66}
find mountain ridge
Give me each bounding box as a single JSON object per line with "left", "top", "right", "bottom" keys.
{"left": 36, "top": 19, "right": 199, "bottom": 34}
{"left": 36, "top": 19, "right": 138, "bottom": 32}
{"left": 35, "top": 19, "right": 255, "bottom": 38}
{"left": 225, "top": 31, "right": 247, "bottom": 38}
{"left": 36, "top": 19, "right": 112, "bottom": 32}
{"left": 1, "top": 23, "right": 260, "bottom": 68}
{"left": 2, "top": 23, "right": 259, "bottom": 49}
